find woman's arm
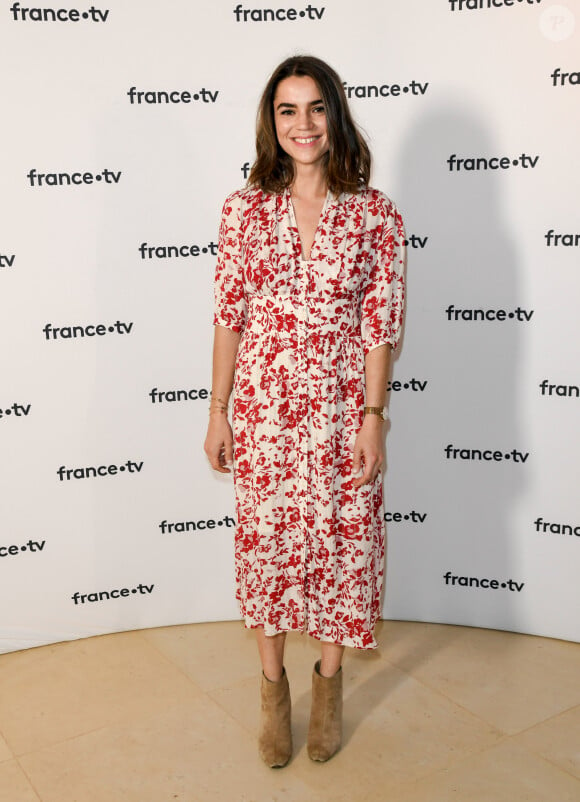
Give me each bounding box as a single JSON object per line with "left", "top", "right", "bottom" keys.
{"left": 203, "top": 325, "right": 241, "bottom": 473}
{"left": 352, "top": 344, "right": 391, "bottom": 488}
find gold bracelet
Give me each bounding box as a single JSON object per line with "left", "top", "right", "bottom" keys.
{"left": 364, "top": 406, "right": 387, "bottom": 421}
{"left": 209, "top": 400, "right": 228, "bottom": 412}
{"left": 210, "top": 392, "right": 229, "bottom": 406}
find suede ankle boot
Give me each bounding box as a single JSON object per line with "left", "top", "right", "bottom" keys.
{"left": 258, "top": 668, "right": 292, "bottom": 768}
{"left": 307, "top": 659, "right": 343, "bottom": 762}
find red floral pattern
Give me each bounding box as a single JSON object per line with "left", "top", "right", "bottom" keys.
{"left": 214, "top": 187, "right": 405, "bottom": 649}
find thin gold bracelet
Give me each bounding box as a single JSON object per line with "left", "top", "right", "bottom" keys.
{"left": 210, "top": 392, "right": 229, "bottom": 406}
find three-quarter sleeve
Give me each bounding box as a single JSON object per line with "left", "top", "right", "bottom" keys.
{"left": 360, "top": 196, "right": 406, "bottom": 354}
{"left": 213, "top": 191, "right": 247, "bottom": 333}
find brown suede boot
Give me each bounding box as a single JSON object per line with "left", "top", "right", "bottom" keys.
{"left": 307, "top": 659, "right": 343, "bottom": 762}
{"left": 258, "top": 668, "right": 292, "bottom": 768}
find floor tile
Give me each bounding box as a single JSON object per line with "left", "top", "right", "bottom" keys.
{"left": 0, "top": 630, "right": 201, "bottom": 755}
{"left": 382, "top": 739, "right": 580, "bottom": 802}
{"left": 381, "top": 621, "right": 580, "bottom": 734}
{"left": 209, "top": 675, "right": 260, "bottom": 736}
{"left": 515, "top": 703, "right": 580, "bottom": 780}
{"left": 0, "top": 732, "right": 12, "bottom": 762}
{"left": 141, "top": 620, "right": 261, "bottom": 692}
{"left": 0, "top": 760, "right": 40, "bottom": 802}
{"left": 19, "top": 696, "right": 318, "bottom": 802}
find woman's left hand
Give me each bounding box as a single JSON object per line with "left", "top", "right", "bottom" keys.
{"left": 352, "top": 415, "right": 385, "bottom": 488}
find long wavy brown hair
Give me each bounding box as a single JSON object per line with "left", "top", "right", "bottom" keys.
{"left": 248, "top": 55, "right": 371, "bottom": 195}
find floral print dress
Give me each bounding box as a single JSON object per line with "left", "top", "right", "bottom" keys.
{"left": 214, "top": 186, "right": 405, "bottom": 648}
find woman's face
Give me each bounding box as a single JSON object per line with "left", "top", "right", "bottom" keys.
{"left": 273, "top": 75, "right": 329, "bottom": 169}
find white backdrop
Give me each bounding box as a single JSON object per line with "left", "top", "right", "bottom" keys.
{"left": 1, "top": 0, "right": 578, "bottom": 654}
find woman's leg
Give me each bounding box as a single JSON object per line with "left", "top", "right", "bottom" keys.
{"left": 256, "top": 628, "right": 287, "bottom": 681}
{"left": 319, "top": 641, "right": 345, "bottom": 677}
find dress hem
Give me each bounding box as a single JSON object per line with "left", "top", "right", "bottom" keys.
{"left": 240, "top": 618, "right": 379, "bottom": 651}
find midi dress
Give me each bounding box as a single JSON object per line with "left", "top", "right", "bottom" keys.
{"left": 214, "top": 186, "right": 405, "bottom": 649}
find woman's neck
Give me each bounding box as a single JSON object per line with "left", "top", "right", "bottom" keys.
{"left": 290, "top": 164, "right": 328, "bottom": 201}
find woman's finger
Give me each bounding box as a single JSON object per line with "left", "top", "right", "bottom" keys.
{"left": 205, "top": 438, "right": 229, "bottom": 473}
{"left": 353, "top": 452, "right": 372, "bottom": 487}
{"left": 353, "top": 447, "right": 383, "bottom": 487}
{"left": 214, "top": 443, "right": 231, "bottom": 473}
{"left": 224, "top": 435, "right": 234, "bottom": 468}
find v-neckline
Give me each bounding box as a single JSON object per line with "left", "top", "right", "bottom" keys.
{"left": 286, "top": 188, "right": 331, "bottom": 262}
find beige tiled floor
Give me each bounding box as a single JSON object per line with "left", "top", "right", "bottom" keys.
{"left": 0, "top": 621, "right": 578, "bottom": 802}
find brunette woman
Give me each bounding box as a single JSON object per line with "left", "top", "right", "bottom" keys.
{"left": 205, "top": 55, "right": 405, "bottom": 767}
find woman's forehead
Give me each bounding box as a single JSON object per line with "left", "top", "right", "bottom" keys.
{"left": 274, "top": 75, "right": 322, "bottom": 103}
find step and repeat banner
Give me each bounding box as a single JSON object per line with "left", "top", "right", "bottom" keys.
{"left": 1, "top": 1, "right": 578, "bottom": 653}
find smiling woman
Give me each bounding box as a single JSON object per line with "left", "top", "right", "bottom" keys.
{"left": 204, "top": 55, "right": 406, "bottom": 768}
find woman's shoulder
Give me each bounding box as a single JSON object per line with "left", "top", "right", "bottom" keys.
{"left": 220, "top": 187, "right": 279, "bottom": 223}
{"left": 341, "top": 187, "right": 397, "bottom": 217}
{"left": 222, "top": 186, "right": 277, "bottom": 206}
{"left": 360, "top": 186, "right": 399, "bottom": 217}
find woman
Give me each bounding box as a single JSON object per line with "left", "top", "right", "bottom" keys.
{"left": 204, "top": 55, "right": 405, "bottom": 767}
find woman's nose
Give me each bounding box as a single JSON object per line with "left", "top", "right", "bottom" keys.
{"left": 295, "top": 110, "right": 314, "bottom": 128}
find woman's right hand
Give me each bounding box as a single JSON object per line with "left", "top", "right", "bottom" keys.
{"left": 204, "top": 413, "right": 234, "bottom": 473}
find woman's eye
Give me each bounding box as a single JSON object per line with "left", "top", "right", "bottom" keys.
{"left": 313, "top": 106, "right": 325, "bottom": 114}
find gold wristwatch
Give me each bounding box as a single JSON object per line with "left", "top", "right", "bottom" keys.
{"left": 363, "top": 406, "right": 386, "bottom": 421}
